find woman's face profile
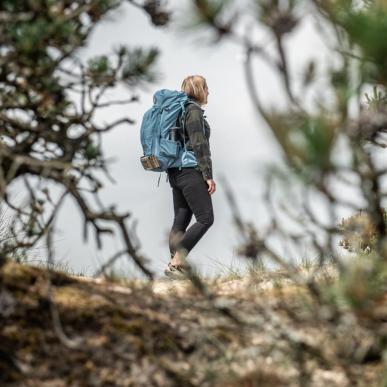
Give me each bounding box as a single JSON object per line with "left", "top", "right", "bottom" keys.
{"left": 204, "top": 84, "right": 209, "bottom": 103}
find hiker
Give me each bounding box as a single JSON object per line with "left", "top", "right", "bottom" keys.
{"left": 164, "top": 75, "right": 216, "bottom": 277}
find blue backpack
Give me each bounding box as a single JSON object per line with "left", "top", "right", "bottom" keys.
{"left": 140, "top": 89, "right": 198, "bottom": 173}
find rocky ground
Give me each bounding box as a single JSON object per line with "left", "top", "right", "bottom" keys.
{"left": 0, "top": 261, "right": 385, "bottom": 386}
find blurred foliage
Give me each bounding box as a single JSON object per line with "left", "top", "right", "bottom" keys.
{"left": 122, "top": 47, "right": 160, "bottom": 85}
{"left": 255, "top": 0, "right": 299, "bottom": 36}
{"left": 0, "top": 0, "right": 170, "bottom": 275}
{"left": 334, "top": 255, "right": 387, "bottom": 309}
{"left": 365, "top": 86, "right": 387, "bottom": 111}
{"left": 265, "top": 111, "right": 338, "bottom": 180}
{"left": 188, "top": 1, "right": 387, "bottom": 380}
{"left": 338, "top": 210, "right": 387, "bottom": 253}
{"left": 332, "top": 1, "right": 387, "bottom": 83}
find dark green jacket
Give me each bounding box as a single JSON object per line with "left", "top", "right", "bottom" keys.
{"left": 182, "top": 100, "right": 213, "bottom": 181}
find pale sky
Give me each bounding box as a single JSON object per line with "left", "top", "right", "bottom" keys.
{"left": 30, "top": 0, "right": 351, "bottom": 278}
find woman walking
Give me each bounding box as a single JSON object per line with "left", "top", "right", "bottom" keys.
{"left": 164, "top": 75, "right": 216, "bottom": 277}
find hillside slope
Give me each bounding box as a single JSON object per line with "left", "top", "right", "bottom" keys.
{"left": 0, "top": 262, "right": 384, "bottom": 386}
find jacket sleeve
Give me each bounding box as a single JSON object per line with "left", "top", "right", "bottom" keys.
{"left": 185, "top": 107, "right": 213, "bottom": 180}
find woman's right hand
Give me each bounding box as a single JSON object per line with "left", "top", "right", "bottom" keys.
{"left": 206, "top": 179, "right": 216, "bottom": 195}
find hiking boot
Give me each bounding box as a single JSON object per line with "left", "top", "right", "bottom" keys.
{"left": 164, "top": 262, "right": 188, "bottom": 279}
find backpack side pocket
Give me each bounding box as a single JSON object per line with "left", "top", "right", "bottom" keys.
{"left": 159, "top": 138, "right": 179, "bottom": 158}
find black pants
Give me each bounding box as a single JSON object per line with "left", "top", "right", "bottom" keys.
{"left": 167, "top": 167, "right": 214, "bottom": 258}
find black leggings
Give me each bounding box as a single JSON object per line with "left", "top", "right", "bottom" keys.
{"left": 167, "top": 167, "right": 214, "bottom": 258}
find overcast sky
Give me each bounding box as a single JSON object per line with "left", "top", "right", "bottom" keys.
{"left": 40, "top": 0, "right": 347, "bottom": 278}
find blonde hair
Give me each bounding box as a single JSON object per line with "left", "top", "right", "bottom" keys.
{"left": 181, "top": 75, "right": 208, "bottom": 105}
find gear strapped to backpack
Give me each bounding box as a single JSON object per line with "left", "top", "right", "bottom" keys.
{"left": 139, "top": 89, "right": 198, "bottom": 172}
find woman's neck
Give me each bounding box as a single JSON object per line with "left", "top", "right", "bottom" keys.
{"left": 189, "top": 98, "right": 203, "bottom": 108}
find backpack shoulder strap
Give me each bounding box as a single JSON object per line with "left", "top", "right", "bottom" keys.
{"left": 179, "top": 101, "right": 189, "bottom": 151}
{"left": 179, "top": 100, "right": 198, "bottom": 126}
